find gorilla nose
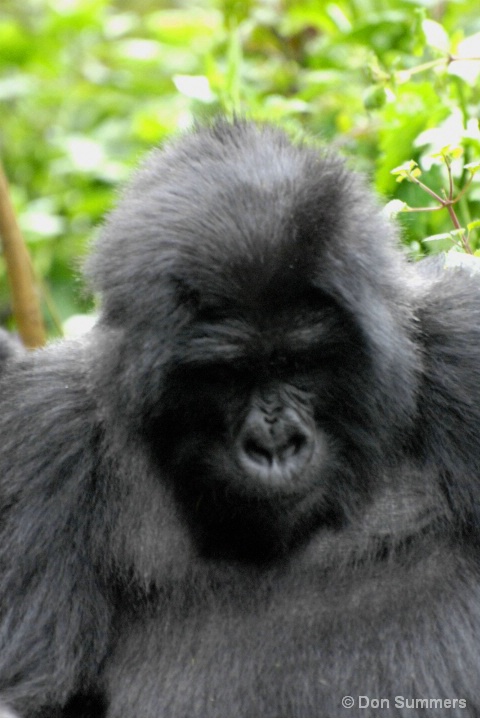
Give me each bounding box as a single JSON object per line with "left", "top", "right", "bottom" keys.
{"left": 242, "top": 432, "right": 307, "bottom": 466}
{"left": 238, "top": 409, "right": 314, "bottom": 481}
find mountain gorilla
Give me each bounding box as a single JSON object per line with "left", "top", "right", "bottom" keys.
{"left": 1, "top": 121, "right": 480, "bottom": 718}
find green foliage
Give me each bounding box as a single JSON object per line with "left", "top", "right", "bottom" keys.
{"left": 0, "top": 0, "right": 479, "bottom": 333}
{"left": 391, "top": 147, "right": 480, "bottom": 254}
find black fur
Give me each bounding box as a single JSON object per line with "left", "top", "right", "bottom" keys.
{"left": 2, "top": 121, "right": 480, "bottom": 717}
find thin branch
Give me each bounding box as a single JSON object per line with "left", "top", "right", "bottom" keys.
{"left": 0, "top": 162, "right": 46, "bottom": 348}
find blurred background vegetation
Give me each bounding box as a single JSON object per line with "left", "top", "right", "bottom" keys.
{"left": 0, "top": 0, "right": 479, "bottom": 337}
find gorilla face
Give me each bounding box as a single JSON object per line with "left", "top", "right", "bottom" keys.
{"left": 147, "top": 301, "right": 364, "bottom": 561}
{"left": 155, "top": 297, "right": 351, "bottom": 485}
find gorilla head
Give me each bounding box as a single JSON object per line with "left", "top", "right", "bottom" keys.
{"left": 85, "top": 121, "right": 420, "bottom": 563}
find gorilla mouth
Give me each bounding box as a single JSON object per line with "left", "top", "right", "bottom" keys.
{"left": 180, "top": 481, "right": 337, "bottom": 564}
{"left": 165, "top": 435, "right": 344, "bottom": 564}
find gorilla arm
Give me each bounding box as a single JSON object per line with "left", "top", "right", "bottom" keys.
{"left": 0, "top": 343, "right": 111, "bottom": 715}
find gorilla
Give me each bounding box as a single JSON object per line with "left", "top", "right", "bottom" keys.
{"left": 1, "top": 120, "right": 480, "bottom": 718}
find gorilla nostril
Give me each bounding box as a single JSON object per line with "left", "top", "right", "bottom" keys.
{"left": 243, "top": 438, "right": 274, "bottom": 467}
{"left": 279, "top": 432, "right": 307, "bottom": 461}
{"left": 241, "top": 429, "right": 311, "bottom": 472}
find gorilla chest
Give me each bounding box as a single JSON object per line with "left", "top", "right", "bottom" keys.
{"left": 104, "top": 554, "right": 480, "bottom": 718}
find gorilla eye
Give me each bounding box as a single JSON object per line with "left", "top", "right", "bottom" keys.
{"left": 198, "top": 363, "right": 248, "bottom": 386}
{"left": 269, "top": 348, "right": 338, "bottom": 377}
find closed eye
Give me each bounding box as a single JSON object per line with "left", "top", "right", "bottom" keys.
{"left": 195, "top": 362, "right": 252, "bottom": 387}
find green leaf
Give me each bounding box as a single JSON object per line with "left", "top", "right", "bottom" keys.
{"left": 363, "top": 85, "right": 387, "bottom": 111}
{"left": 465, "top": 161, "right": 480, "bottom": 175}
